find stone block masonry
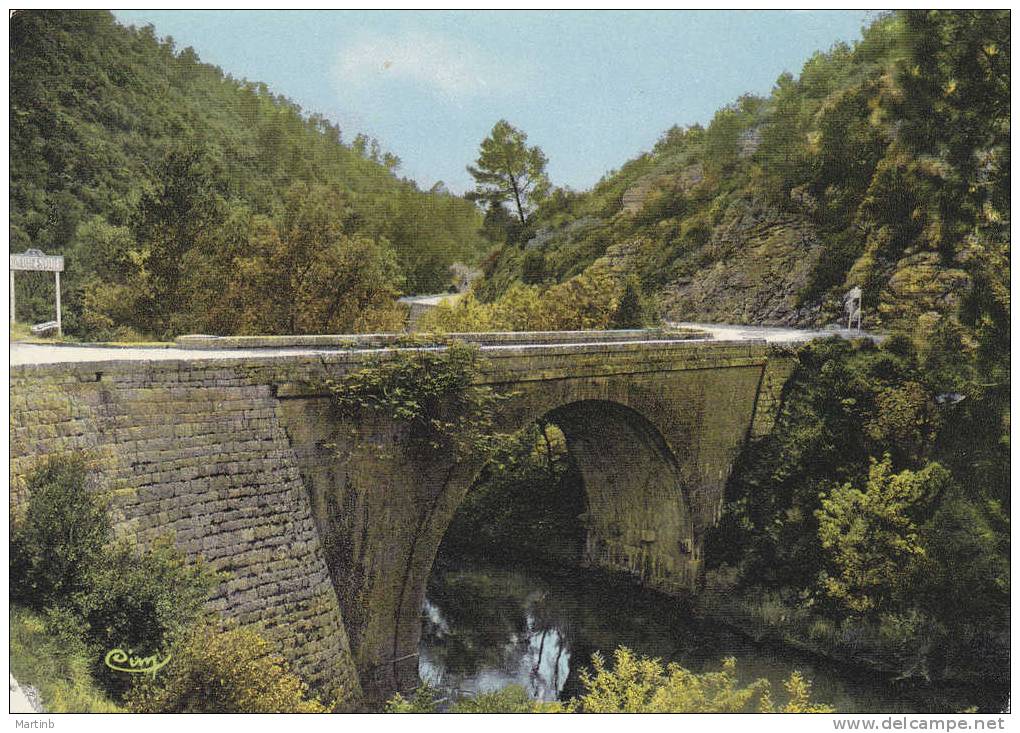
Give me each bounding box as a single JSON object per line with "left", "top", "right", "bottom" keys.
{"left": 10, "top": 334, "right": 795, "bottom": 706}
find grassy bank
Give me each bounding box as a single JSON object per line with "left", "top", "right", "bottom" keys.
{"left": 9, "top": 322, "right": 73, "bottom": 344}
{"left": 9, "top": 605, "right": 122, "bottom": 713}
{"left": 693, "top": 572, "right": 1009, "bottom": 713}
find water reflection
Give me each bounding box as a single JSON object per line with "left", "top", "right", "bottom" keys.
{"left": 419, "top": 572, "right": 571, "bottom": 700}
{"left": 420, "top": 560, "right": 1003, "bottom": 713}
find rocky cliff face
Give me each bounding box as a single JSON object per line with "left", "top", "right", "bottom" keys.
{"left": 659, "top": 200, "right": 824, "bottom": 326}
{"left": 520, "top": 182, "right": 976, "bottom": 332}
{"left": 876, "top": 251, "right": 972, "bottom": 329}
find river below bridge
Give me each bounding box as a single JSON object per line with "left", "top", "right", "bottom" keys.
{"left": 418, "top": 559, "right": 1002, "bottom": 713}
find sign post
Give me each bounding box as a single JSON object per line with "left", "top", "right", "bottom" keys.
{"left": 844, "top": 286, "right": 862, "bottom": 333}
{"left": 10, "top": 249, "right": 65, "bottom": 336}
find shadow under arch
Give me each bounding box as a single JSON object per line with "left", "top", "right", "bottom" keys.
{"left": 542, "top": 399, "right": 695, "bottom": 581}
{"left": 390, "top": 398, "right": 698, "bottom": 695}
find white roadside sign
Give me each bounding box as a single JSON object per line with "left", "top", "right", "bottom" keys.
{"left": 10, "top": 251, "right": 64, "bottom": 272}
{"left": 10, "top": 249, "right": 64, "bottom": 335}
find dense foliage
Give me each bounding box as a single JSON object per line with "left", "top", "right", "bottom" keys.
{"left": 816, "top": 456, "right": 951, "bottom": 614}
{"left": 77, "top": 538, "right": 215, "bottom": 695}
{"left": 10, "top": 454, "right": 111, "bottom": 609}
{"left": 707, "top": 334, "right": 1009, "bottom": 687}
{"left": 10, "top": 606, "right": 122, "bottom": 713}
{"left": 324, "top": 341, "right": 513, "bottom": 459}
{"left": 386, "top": 647, "right": 832, "bottom": 713}
{"left": 10, "top": 455, "right": 218, "bottom": 697}
{"left": 11, "top": 10, "right": 487, "bottom": 339}
{"left": 418, "top": 262, "right": 655, "bottom": 332}
{"left": 440, "top": 423, "right": 587, "bottom": 565}
{"left": 574, "top": 648, "right": 832, "bottom": 713}
{"left": 126, "top": 623, "right": 327, "bottom": 713}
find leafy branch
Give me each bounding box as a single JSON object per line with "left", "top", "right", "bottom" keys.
{"left": 324, "top": 341, "right": 515, "bottom": 460}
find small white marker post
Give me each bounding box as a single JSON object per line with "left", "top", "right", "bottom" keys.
{"left": 10, "top": 249, "right": 65, "bottom": 336}
{"left": 844, "top": 286, "right": 862, "bottom": 333}
{"left": 55, "top": 270, "right": 61, "bottom": 335}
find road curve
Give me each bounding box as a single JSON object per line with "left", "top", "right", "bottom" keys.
{"left": 668, "top": 321, "right": 878, "bottom": 344}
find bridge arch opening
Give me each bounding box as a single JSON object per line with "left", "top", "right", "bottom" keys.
{"left": 436, "top": 418, "right": 589, "bottom": 568}
{"left": 410, "top": 399, "right": 697, "bottom": 700}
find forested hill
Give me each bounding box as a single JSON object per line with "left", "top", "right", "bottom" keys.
{"left": 10, "top": 10, "right": 487, "bottom": 339}
{"left": 470, "top": 11, "right": 1008, "bottom": 343}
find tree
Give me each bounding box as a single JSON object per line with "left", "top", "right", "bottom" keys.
{"left": 896, "top": 11, "right": 1009, "bottom": 181}
{"left": 815, "top": 456, "right": 951, "bottom": 613}
{"left": 382, "top": 152, "right": 401, "bottom": 171}
{"left": 10, "top": 455, "right": 110, "bottom": 610}
{"left": 217, "top": 184, "right": 404, "bottom": 335}
{"left": 132, "top": 145, "right": 225, "bottom": 336}
{"left": 914, "top": 492, "right": 1009, "bottom": 626}
{"left": 467, "top": 120, "right": 550, "bottom": 229}
{"left": 480, "top": 200, "right": 516, "bottom": 244}
{"left": 351, "top": 133, "right": 369, "bottom": 158}
{"left": 612, "top": 276, "right": 650, "bottom": 329}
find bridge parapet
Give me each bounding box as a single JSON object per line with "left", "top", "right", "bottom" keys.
{"left": 10, "top": 338, "right": 768, "bottom": 400}
{"left": 174, "top": 326, "right": 706, "bottom": 350}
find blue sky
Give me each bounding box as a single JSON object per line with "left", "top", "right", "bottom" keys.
{"left": 113, "top": 10, "right": 880, "bottom": 194}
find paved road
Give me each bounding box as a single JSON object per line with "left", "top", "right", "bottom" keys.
{"left": 9, "top": 343, "right": 354, "bottom": 365}
{"left": 669, "top": 322, "right": 877, "bottom": 344}
{"left": 10, "top": 324, "right": 877, "bottom": 366}
{"left": 397, "top": 292, "right": 463, "bottom": 307}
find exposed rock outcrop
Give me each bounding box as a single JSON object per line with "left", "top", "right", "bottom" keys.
{"left": 660, "top": 201, "right": 824, "bottom": 326}
{"left": 621, "top": 164, "right": 705, "bottom": 215}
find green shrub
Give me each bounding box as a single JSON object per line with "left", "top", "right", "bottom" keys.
{"left": 75, "top": 537, "right": 218, "bottom": 695}
{"left": 11, "top": 454, "right": 110, "bottom": 610}
{"left": 41, "top": 605, "right": 91, "bottom": 657}
{"left": 10, "top": 453, "right": 219, "bottom": 700}
{"left": 914, "top": 493, "right": 1010, "bottom": 625}
{"left": 385, "top": 684, "right": 439, "bottom": 713}
{"left": 611, "top": 276, "right": 651, "bottom": 329}
{"left": 418, "top": 267, "right": 628, "bottom": 333}
{"left": 816, "top": 456, "right": 950, "bottom": 614}
{"left": 385, "top": 682, "right": 558, "bottom": 713}
{"left": 451, "top": 685, "right": 563, "bottom": 713}
{"left": 574, "top": 648, "right": 833, "bottom": 713}
{"left": 10, "top": 605, "right": 121, "bottom": 713}
{"left": 325, "top": 341, "right": 511, "bottom": 460}
{"left": 385, "top": 648, "right": 832, "bottom": 713}
{"left": 126, "top": 623, "right": 326, "bottom": 713}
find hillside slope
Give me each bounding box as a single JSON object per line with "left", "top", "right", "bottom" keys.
{"left": 10, "top": 11, "right": 486, "bottom": 337}
{"left": 474, "top": 11, "right": 1008, "bottom": 337}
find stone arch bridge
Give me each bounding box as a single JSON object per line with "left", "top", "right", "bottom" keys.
{"left": 9, "top": 330, "right": 795, "bottom": 706}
